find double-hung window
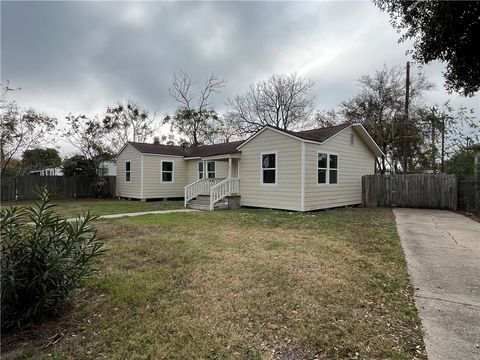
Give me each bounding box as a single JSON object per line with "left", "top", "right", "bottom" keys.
{"left": 198, "top": 162, "right": 204, "bottom": 179}
{"left": 125, "top": 161, "right": 131, "bottom": 182}
{"left": 161, "top": 161, "right": 174, "bottom": 182}
{"left": 261, "top": 153, "right": 277, "bottom": 184}
{"left": 207, "top": 161, "right": 215, "bottom": 178}
{"left": 329, "top": 154, "right": 338, "bottom": 184}
{"left": 198, "top": 161, "right": 215, "bottom": 179}
{"left": 317, "top": 153, "right": 328, "bottom": 184}
{"left": 317, "top": 153, "right": 338, "bottom": 184}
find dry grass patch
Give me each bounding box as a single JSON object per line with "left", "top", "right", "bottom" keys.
{"left": 2, "top": 208, "right": 426, "bottom": 359}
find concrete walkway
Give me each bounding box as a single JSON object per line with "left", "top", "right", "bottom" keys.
{"left": 66, "top": 208, "right": 198, "bottom": 222}
{"left": 394, "top": 208, "right": 480, "bottom": 360}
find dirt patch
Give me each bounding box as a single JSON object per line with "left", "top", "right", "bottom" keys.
{"left": 1, "top": 290, "right": 106, "bottom": 356}
{"left": 456, "top": 210, "right": 480, "bottom": 223}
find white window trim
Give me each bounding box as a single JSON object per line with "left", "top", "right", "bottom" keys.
{"left": 161, "top": 160, "right": 174, "bottom": 183}
{"left": 260, "top": 151, "right": 278, "bottom": 186}
{"left": 198, "top": 161, "right": 204, "bottom": 180}
{"left": 316, "top": 151, "right": 339, "bottom": 186}
{"left": 125, "top": 161, "right": 131, "bottom": 183}
{"left": 206, "top": 161, "right": 216, "bottom": 179}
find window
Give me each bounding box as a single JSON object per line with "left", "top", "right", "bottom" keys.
{"left": 317, "top": 153, "right": 327, "bottom": 184}
{"left": 198, "top": 161, "right": 215, "bottom": 179}
{"left": 317, "top": 153, "right": 338, "bottom": 184}
{"left": 329, "top": 155, "right": 338, "bottom": 184}
{"left": 161, "top": 161, "right": 174, "bottom": 182}
{"left": 125, "top": 161, "right": 131, "bottom": 182}
{"left": 207, "top": 161, "right": 215, "bottom": 178}
{"left": 198, "top": 161, "right": 204, "bottom": 179}
{"left": 261, "top": 153, "right": 276, "bottom": 184}
{"left": 350, "top": 133, "right": 355, "bottom": 146}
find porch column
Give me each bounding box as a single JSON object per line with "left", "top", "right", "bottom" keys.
{"left": 228, "top": 158, "right": 232, "bottom": 178}
{"left": 203, "top": 160, "right": 207, "bottom": 194}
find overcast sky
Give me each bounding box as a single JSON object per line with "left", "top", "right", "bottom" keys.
{"left": 2, "top": 1, "right": 479, "bottom": 156}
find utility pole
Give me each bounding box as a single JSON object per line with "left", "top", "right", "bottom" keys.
{"left": 441, "top": 115, "right": 445, "bottom": 173}
{"left": 403, "top": 61, "right": 410, "bottom": 173}
{"left": 431, "top": 110, "right": 436, "bottom": 172}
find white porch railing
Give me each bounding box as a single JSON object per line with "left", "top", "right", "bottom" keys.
{"left": 209, "top": 177, "right": 240, "bottom": 210}
{"left": 184, "top": 178, "right": 225, "bottom": 207}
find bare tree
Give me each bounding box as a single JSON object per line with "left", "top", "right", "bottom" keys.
{"left": 202, "top": 112, "right": 242, "bottom": 145}
{"left": 167, "top": 70, "right": 225, "bottom": 146}
{"left": 340, "top": 64, "right": 434, "bottom": 173}
{"left": 169, "top": 70, "right": 225, "bottom": 112}
{"left": 226, "top": 73, "right": 315, "bottom": 135}
{"left": 103, "top": 100, "right": 158, "bottom": 153}
{"left": 313, "top": 109, "right": 342, "bottom": 128}
{"left": 0, "top": 84, "right": 57, "bottom": 176}
{"left": 63, "top": 114, "right": 113, "bottom": 176}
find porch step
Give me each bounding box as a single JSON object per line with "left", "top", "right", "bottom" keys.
{"left": 189, "top": 195, "right": 211, "bottom": 205}
{"left": 187, "top": 195, "right": 228, "bottom": 211}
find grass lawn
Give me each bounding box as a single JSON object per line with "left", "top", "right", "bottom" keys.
{"left": 1, "top": 198, "right": 184, "bottom": 217}
{"left": 2, "top": 208, "right": 426, "bottom": 359}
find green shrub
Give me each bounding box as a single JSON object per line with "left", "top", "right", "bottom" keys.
{"left": 1, "top": 189, "right": 105, "bottom": 330}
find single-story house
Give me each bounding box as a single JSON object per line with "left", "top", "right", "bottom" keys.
{"left": 99, "top": 161, "right": 117, "bottom": 176}
{"left": 115, "top": 123, "right": 383, "bottom": 211}
{"left": 30, "top": 166, "right": 63, "bottom": 176}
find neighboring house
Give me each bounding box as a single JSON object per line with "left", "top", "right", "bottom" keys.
{"left": 99, "top": 161, "right": 117, "bottom": 176}
{"left": 116, "top": 123, "right": 383, "bottom": 211}
{"left": 29, "top": 166, "right": 63, "bottom": 176}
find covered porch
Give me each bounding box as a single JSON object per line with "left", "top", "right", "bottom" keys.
{"left": 184, "top": 154, "right": 241, "bottom": 210}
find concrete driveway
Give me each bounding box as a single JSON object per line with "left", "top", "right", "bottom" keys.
{"left": 394, "top": 208, "right": 480, "bottom": 360}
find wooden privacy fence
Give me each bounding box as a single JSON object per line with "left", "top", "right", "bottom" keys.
{"left": 1, "top": 176, "right": 116, "bottom": 201}
{"left": 362, "top": 174, "right": 458, "bottom": 210}
{"left": 458, "top": 180, "right": 480, "bottom": 213}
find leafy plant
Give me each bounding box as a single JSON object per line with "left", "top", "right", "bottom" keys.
{"left": 1, "top": 188, "right": 105, "bottom": 330}
{"left": 92, "top": 176, "right": 107, "bottom": 198}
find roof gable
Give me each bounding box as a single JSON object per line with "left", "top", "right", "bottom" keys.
{"left": 237, "top": 123, "right": 383, "bottom": 157}
{"left": 237, "top": 124, "right": 351, "bottom": 150}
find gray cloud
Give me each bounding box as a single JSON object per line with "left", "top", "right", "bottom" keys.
{"left": 1, "top": 1, "right": 478, "bottom": 155}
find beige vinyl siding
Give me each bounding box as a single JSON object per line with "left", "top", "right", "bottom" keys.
{"left": 231, "top": 159, "right": 239, "bottom": 178}
{"left": 186, "top": 160, "right": 198, "bottom": 183}
{"left": 143, "top": 155, "right": 187, "bottom": 198}
{"left": 186, "top": 160, "right": 229, "bottom": 183}
{"left": 215, "top": 161, "right": 228, "bottom": 178}
{"left": 240, "top": 128, "right": 302, "bottom": 211}
{"left": 116, "top": 144, "right": 141, "bottom": 198}
{"left": 304, "top": 127, "right": 375, "bottom": 211}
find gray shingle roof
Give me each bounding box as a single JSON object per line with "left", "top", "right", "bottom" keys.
{"left": 267, "top": 123, "right": 351, "bottom": 142}
{"left": 127, "top": 140, "right": 244, "bottom": 157}
{"left": 184, "top": 140, "right": 244, "bottom": 157}
{"left": 128, "top": 142, "right": 187, "bottom": 156}
{"left": 126, "top": 124, "right": 351, "bottom": 157}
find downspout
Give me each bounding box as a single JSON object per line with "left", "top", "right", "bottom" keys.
{"left": 140, "top": 155, "right": 144, "bottom": 199}
{"left": 301, "top": 141, "right": 305, "bottom": 212}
